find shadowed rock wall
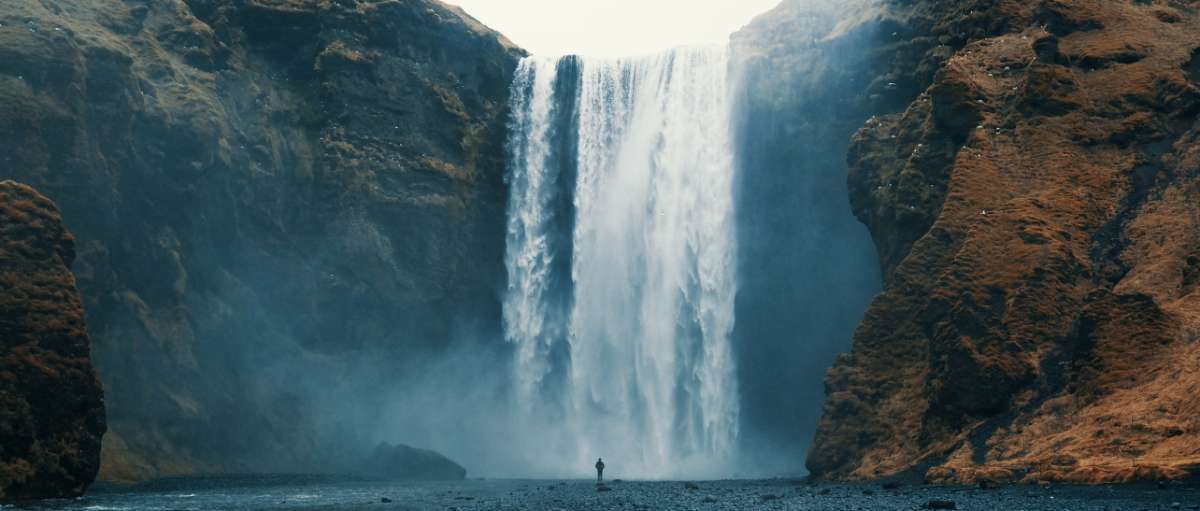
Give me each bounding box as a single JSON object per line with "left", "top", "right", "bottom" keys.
{"left": 0, "top": 0, "right": 521, "bottom": 481}
{"left": 729, "top": 1, "right": 889, "bottom": 474}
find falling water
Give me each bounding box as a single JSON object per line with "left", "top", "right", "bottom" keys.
{"left": 503, "top": 47, "right": 739, "bottom": 478}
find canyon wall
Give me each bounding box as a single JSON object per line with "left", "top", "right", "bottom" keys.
{"left": 4, "top": 0, "right": 1196, "bottom": 487}
{"left": 0, "top": 0, "right": 521, "bottom": 481}
{"left": 728, "top": 1, "right": 887, "bottom": 474}
{"left": 0, "top": 181, "right": 105, "bottom": 501}
{"left": 808, "top": 0, "right": 1200, "bottom": 484}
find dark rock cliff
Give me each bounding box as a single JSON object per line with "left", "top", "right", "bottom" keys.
{"left": 0, "top": 181, "right": 106, "bottom": 501}
{"left": 808, "top": 0, "right": 1200, "bottom": 484}
{"left": 728, "top": 1, "right": 891, "bottom": 472}
{"left": 0, "top": 0, "right": 521, "bottom": 481}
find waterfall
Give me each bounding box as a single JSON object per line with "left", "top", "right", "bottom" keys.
{"left": 503, "top": 47, "right": 739, "bottom": 477}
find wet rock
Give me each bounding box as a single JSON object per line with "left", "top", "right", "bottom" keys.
{"left": 684, "top": 482, "right": 700, "bottom": 491}
{"left": 923, "top": 499, "right": 957, "bottom": 510}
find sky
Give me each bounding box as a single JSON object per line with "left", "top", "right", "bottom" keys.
{"left": 448, "top": 0, "right": 785, "bottom": 57}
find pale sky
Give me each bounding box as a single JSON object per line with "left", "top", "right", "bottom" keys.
{"left": 448, "top": 0, "right": 784, "bottom": 57}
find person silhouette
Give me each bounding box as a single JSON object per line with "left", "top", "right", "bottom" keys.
{"left": 595, "top": 458, "right": 605, "bottom": 483}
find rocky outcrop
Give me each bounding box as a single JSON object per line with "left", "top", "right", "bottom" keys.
{"left": 809, "top": 0, "right": 1200, "bottom": 484}
{"left": 0, "top": 0, "right": 521, "bottom": 481}
{"left": 362, "top": 442, "right": 466, "bottom": 481}
{"left": 0, "top": 181, "right": 106, "bottom": 501}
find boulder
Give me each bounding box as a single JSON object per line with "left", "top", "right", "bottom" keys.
{"left": 362, "top": 443, "right": 466, "bottom": 481}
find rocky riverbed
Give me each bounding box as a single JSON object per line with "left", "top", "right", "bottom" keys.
{"left": 6, "top": 476, "right": 1199, "bottom": 511}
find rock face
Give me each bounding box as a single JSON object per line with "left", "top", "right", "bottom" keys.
{"left": 0, "top": 181, "right": 106, "bottom": 501}
{"left": 362, "top": 442, "right": 466, "bottom": 481}
{"left": 0, "top": 0, "right": 521, "bottom": 481}
{"left": 809, "top": 0, "right": 1200, "bottom": 484}
{"left": 726, "top": 1, "right": 895, "bottom": 472}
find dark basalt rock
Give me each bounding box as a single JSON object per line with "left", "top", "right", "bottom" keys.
{"left": 0, "top": 0, "right": 521, "bottom": 482}
{"left": 363, "top": 443, "right": 465, "bottom": 481}
{"left": 0, "top": 181, "right": 106, "bottom": 501}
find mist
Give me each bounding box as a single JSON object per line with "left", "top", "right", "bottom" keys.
{"left": 303, "top": 0, "right": 893, "bottom": 480}
{"left": 728, "top": 0, "right": 888, "bottom": 476}
{"left": 6, "top": 0, "right": 1194, "bottom": 504}
{"left": 288, "top": 0, "right": 892, "bottom": 481}
{"left": 89, "top": 0, "right": 896, "bottom": 483}
{"left": 447, "top": 0, "right": 783, "bottom": 57}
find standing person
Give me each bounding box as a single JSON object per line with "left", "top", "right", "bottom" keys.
{"left": 595, "top": 458, "right": 605, "bottom": 483}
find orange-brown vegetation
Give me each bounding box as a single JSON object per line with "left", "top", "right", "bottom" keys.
{"left": 0, "top": 181, "right": 105, "bottom": 501}
{"left": 808, "top": 0, "right": 1200, "bottom": 484}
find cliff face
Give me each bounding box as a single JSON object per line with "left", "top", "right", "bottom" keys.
{"left": 809, "top": 0, "right": 1200, "bottom": 484}
{"left": 0, "top": 0, "right": 521, "bottom": 481}
{"left": 727, "top": 1, "right": 894, "bottom": 472}
{"left": 0, "top": 181, "right": 106, "bottom": 501}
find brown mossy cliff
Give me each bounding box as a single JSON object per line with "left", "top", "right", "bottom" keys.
{"left": 0, "top": 181, "right": 105, "bottom": 501}
{"left": 0, "top": 0, "right": 521, "bottom": 481}
{"left": 809, "top": 0, "right": 1200, "bottom": 484}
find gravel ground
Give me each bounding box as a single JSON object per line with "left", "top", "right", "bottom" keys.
{"left": 437, "top": 479, "right": 1198, "bottom": 511}
{"left": 8, "top": 476, "right": 1199, "bottom": 510}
